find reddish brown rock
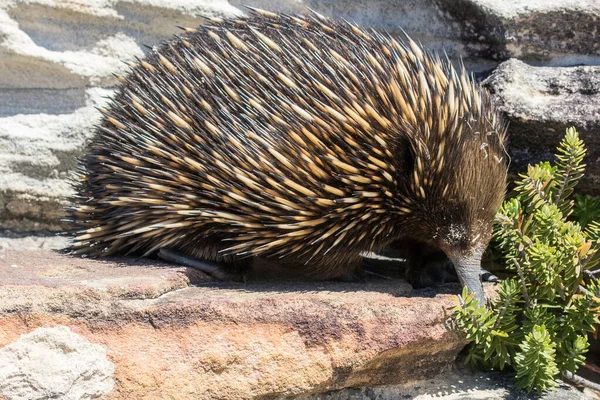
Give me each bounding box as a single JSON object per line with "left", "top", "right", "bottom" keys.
{"left": 0, "top": 250, "right": 468, "bottom": 399}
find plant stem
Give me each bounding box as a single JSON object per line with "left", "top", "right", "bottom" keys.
{"left": 528, "top": 177, "right": 553, "bottom": 207}
{"left": 513, "top": 258, "right": 531, "bottom": 308}
{"left": 563, "top": 371, "right": 600, "bottom": 393}
{"left": 554, "top": 154, "right": 575, "bottom": 207}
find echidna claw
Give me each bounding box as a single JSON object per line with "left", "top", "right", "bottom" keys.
{"left": 481, "top": 269, "right": 499, "bottom": 282}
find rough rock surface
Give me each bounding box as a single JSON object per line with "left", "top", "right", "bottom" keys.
{"left": 1, "top": 0, "right": 600, "bottom": 231}
{"left": 0, "top": 88, "right": 112, "bottom": 231}
{"left": 484, "top": 59, "right": 600, "bottom": 193}
{"left": 0, "top": 248, "right": 593, "bottom": 399}
{"left": 0, "top": 326, "right": 115, "bottom": 400}
{"left": 439, "top": 0, "right": 600, "bottom": 66}
{"left": 1, "top": 1, "right": 598, "bottom": 398}
{"left": 298, "top": 369, "right": 595, "bottom": 399}
{"left": 0, "top": 249, "right": 468, "bottom": 399}
{"left": 233, "top": 0, "right": 600, "bottom": 66}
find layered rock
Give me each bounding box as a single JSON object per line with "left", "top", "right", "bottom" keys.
{"left": 438, "top": 0, "right": 600, "bottom": 65}
{"left": 0, "top": 250, "right": 466, "bottom": 399}
{"left": 1, "top": 1, "right": 599, "bottom": 397}
{"left": 484, "top": 59, "right": 600, "bottom": 193}
{"left": 1, "top": 0, "right": 599, "bottom": 231}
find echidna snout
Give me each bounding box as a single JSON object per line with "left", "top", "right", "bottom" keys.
{"left": 67, "top": 8, "right": 508, "bottom": 303}
{"left": 451, "top": 253, "right": 486, "bottom": 304}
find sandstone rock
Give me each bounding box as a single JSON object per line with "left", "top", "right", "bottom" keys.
{"left": 439, "top": 0, "right": 600, "bottom": 66}
{"left": 0, "top": 231, "right": 69, "bottom": 253}
{"left": 484, "top": 59, "right": 600, "bottom": 194}
{"left": 239, "top": 0, "right": 600, "bottom": 67}
{"left": 0, "top": 0, "right": 241, "bottom": 89}
{"left": 1, "top": 0, "right": 599, "bottom": 231}
{"left": 0, "top": 249, "right": 470, "bottom": 399}
{"left": 0, "top": 326, "right": 115, "bottom": 400}
{"left": 0, "top": 88, "right": 113, "bottom": 231}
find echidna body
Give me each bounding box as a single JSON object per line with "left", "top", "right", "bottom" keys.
{"left": 69, "top": 9, "right": 507, "bottom": 303}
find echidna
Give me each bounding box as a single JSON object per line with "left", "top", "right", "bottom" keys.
{"left": 68, "top": 8, "right": 508, "bottom": 303}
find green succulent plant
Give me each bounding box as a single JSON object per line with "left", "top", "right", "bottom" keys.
{"left": 454, "top": 127, "right": 600, "bottom": 393}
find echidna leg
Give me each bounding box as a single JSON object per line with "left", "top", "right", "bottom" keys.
{"left": 157, "top": 248, "right": 250, "bottom": 282}
{"left": 404, "top": 245, "right": 455, "bottom": 288}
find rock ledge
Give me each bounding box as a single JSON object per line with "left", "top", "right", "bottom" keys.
{"left": 0, "top": 250, "right": 469, "bottom": 400}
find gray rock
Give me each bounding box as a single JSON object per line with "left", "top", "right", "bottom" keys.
{"left": 0, "top": 0, "right": 599, "bottom": 230}
{"left": 237, "top": 0, "right": 600, "bottom": 67}
{"left": 0, "top": 231, "right": 68, "bottom": 254}
{"left": 0, "top": 0, "right": 241, "bottom": 89}
{"left": 294, "top": 369, "right": 595, "bottom": 399}
{"left": 0, "top": 88, "right": 113, "bottom": 231}
{"left": 484, "top": 59, "right": 600, "bottom": 194}
{"left": 0, "top": 326, "right": 115, "bottom": 400}
{"left": 439, "top": 0, "right": 600, "bottom": 66}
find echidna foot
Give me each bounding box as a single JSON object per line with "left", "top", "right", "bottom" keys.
{"left": 407, "top": 252, "right": 498, "bottom": 289}
{"left": 158, "top": 248, "right": 247, "bottom": 282}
